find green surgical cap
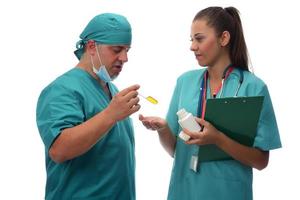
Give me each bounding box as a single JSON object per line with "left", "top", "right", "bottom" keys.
{"left": 74, "top": 13, "right": 132, "bottom": 60}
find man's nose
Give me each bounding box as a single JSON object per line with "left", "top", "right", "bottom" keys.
{"left": 119, "top": 50, "right": 128, "bottom": 63}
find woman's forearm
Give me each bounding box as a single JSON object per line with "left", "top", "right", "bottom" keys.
{"left": 216, "top": 132, "right": 269, "bottom": 170}
{"left": 157, "top": 126, "right": 176, "bottom": 157}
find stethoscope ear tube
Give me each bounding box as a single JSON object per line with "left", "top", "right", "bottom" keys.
{"left": 221, "top": 67, "right": 244, "bottom": 98}
{"left": 198, "top": 67, "right": 244, "bottom": 117}
{"left": 234, "top": 82, "right": 242, "bottom": 97}
{"left": 234, "top": 69, "right": 244, "bottom": 97}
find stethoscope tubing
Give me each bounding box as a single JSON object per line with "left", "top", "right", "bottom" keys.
{"left": 197, "top": 67, "right": 244, "bottom": 117}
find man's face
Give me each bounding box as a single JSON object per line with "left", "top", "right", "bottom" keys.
{"left": 96, "top": 44, "right": 130, "bottom": 79}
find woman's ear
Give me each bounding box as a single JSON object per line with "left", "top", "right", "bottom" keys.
{"left": 220, "top": 31, "right": 231, "bottom": 47}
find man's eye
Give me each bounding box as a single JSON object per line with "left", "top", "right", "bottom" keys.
{"left": 112, "top": 47, "right": 122, "bottom": 53}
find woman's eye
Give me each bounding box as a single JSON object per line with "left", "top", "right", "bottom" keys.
{"left": 195, "top": 37, "right": 203, "bottom": 42}
{"left": 190, "top": 37, "right": 204, "bottom": 42}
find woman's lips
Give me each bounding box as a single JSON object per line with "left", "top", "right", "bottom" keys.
{"left": 195, "top": 54, "right": 203, "bottom": 59}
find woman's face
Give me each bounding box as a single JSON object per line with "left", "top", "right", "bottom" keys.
{"left": 190, "top": 19, "right": 223, "bottom": 67}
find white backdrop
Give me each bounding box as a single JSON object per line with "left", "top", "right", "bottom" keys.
{"left": 0, "top": 0, "right": 299, "bottom": 199}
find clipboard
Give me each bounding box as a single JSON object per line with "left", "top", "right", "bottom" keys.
{"left": 198, "top": 96, "right": 264, "bottom": 162}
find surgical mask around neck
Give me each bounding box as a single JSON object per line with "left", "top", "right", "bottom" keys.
{"left": 91, "top": 46, "right": 113, "bottom": 83}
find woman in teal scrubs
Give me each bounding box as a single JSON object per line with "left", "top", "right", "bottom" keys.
{"left": 139, "top": 7, "right": 281, "bottom": 200}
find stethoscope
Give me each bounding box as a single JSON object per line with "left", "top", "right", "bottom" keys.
{"left": 197, "top": 66, "right": 244, "bottom": 118}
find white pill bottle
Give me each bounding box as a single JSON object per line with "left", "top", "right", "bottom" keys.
{"left": 176, "top": 108, "right": 201, "bottom": 141}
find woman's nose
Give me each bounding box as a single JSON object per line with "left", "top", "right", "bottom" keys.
{"left": 190, "top": 41, "right": 198, "bottom": 52}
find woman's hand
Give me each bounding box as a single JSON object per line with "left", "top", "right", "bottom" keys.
{"left": 138, "top": 114, "right": 167, "bottom": 131}
{"left": 184, "top": 118, "right": 221, "bottom": 145}
{"left": 184, "top": 118, "right": 269, "bottom": 170}
{"left": 139, "top": 114, "right": 176, "bottom": 157}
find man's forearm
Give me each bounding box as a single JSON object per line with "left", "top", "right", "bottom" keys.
{"left": 49, "top": 108, "right": 117, "bottom": 163}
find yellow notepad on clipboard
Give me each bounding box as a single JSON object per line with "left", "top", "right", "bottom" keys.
{"left": 198, "top": 96, "right": 264, "bottom": 162}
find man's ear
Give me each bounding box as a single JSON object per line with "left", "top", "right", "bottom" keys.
{"left": 220, "top": 31, "right": 231, "bottom": 47}
{"left": 86, "top": 40, "right": 96, "bottom": 56}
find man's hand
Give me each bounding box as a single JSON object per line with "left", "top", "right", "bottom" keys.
{"left": 106, "top": 84, "right": 141, "bottom": 122}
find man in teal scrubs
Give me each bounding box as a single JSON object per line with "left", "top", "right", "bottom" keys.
{"left": 36, "top": 13, "right": 140, "bottom": 200}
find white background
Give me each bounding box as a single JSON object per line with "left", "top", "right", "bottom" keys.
{"left": 0, "top": 0, "right": 299, "bottom": 199}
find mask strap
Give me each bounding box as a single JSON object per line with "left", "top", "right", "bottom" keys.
{"left": 90, "top": 55, "right": 96, "bottom": 72}
{"left": 95, "top": 45, "right": 104, "bottom": 67}
{"left": 91, "top": 44, "right": 103, "bottom": 74}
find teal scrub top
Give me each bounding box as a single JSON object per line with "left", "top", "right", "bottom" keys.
{"left": 36, "top": 68, "right": 135, "bottom": 200}
{"left": 166, "top": 68, "right": 281, "bottom": 200}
